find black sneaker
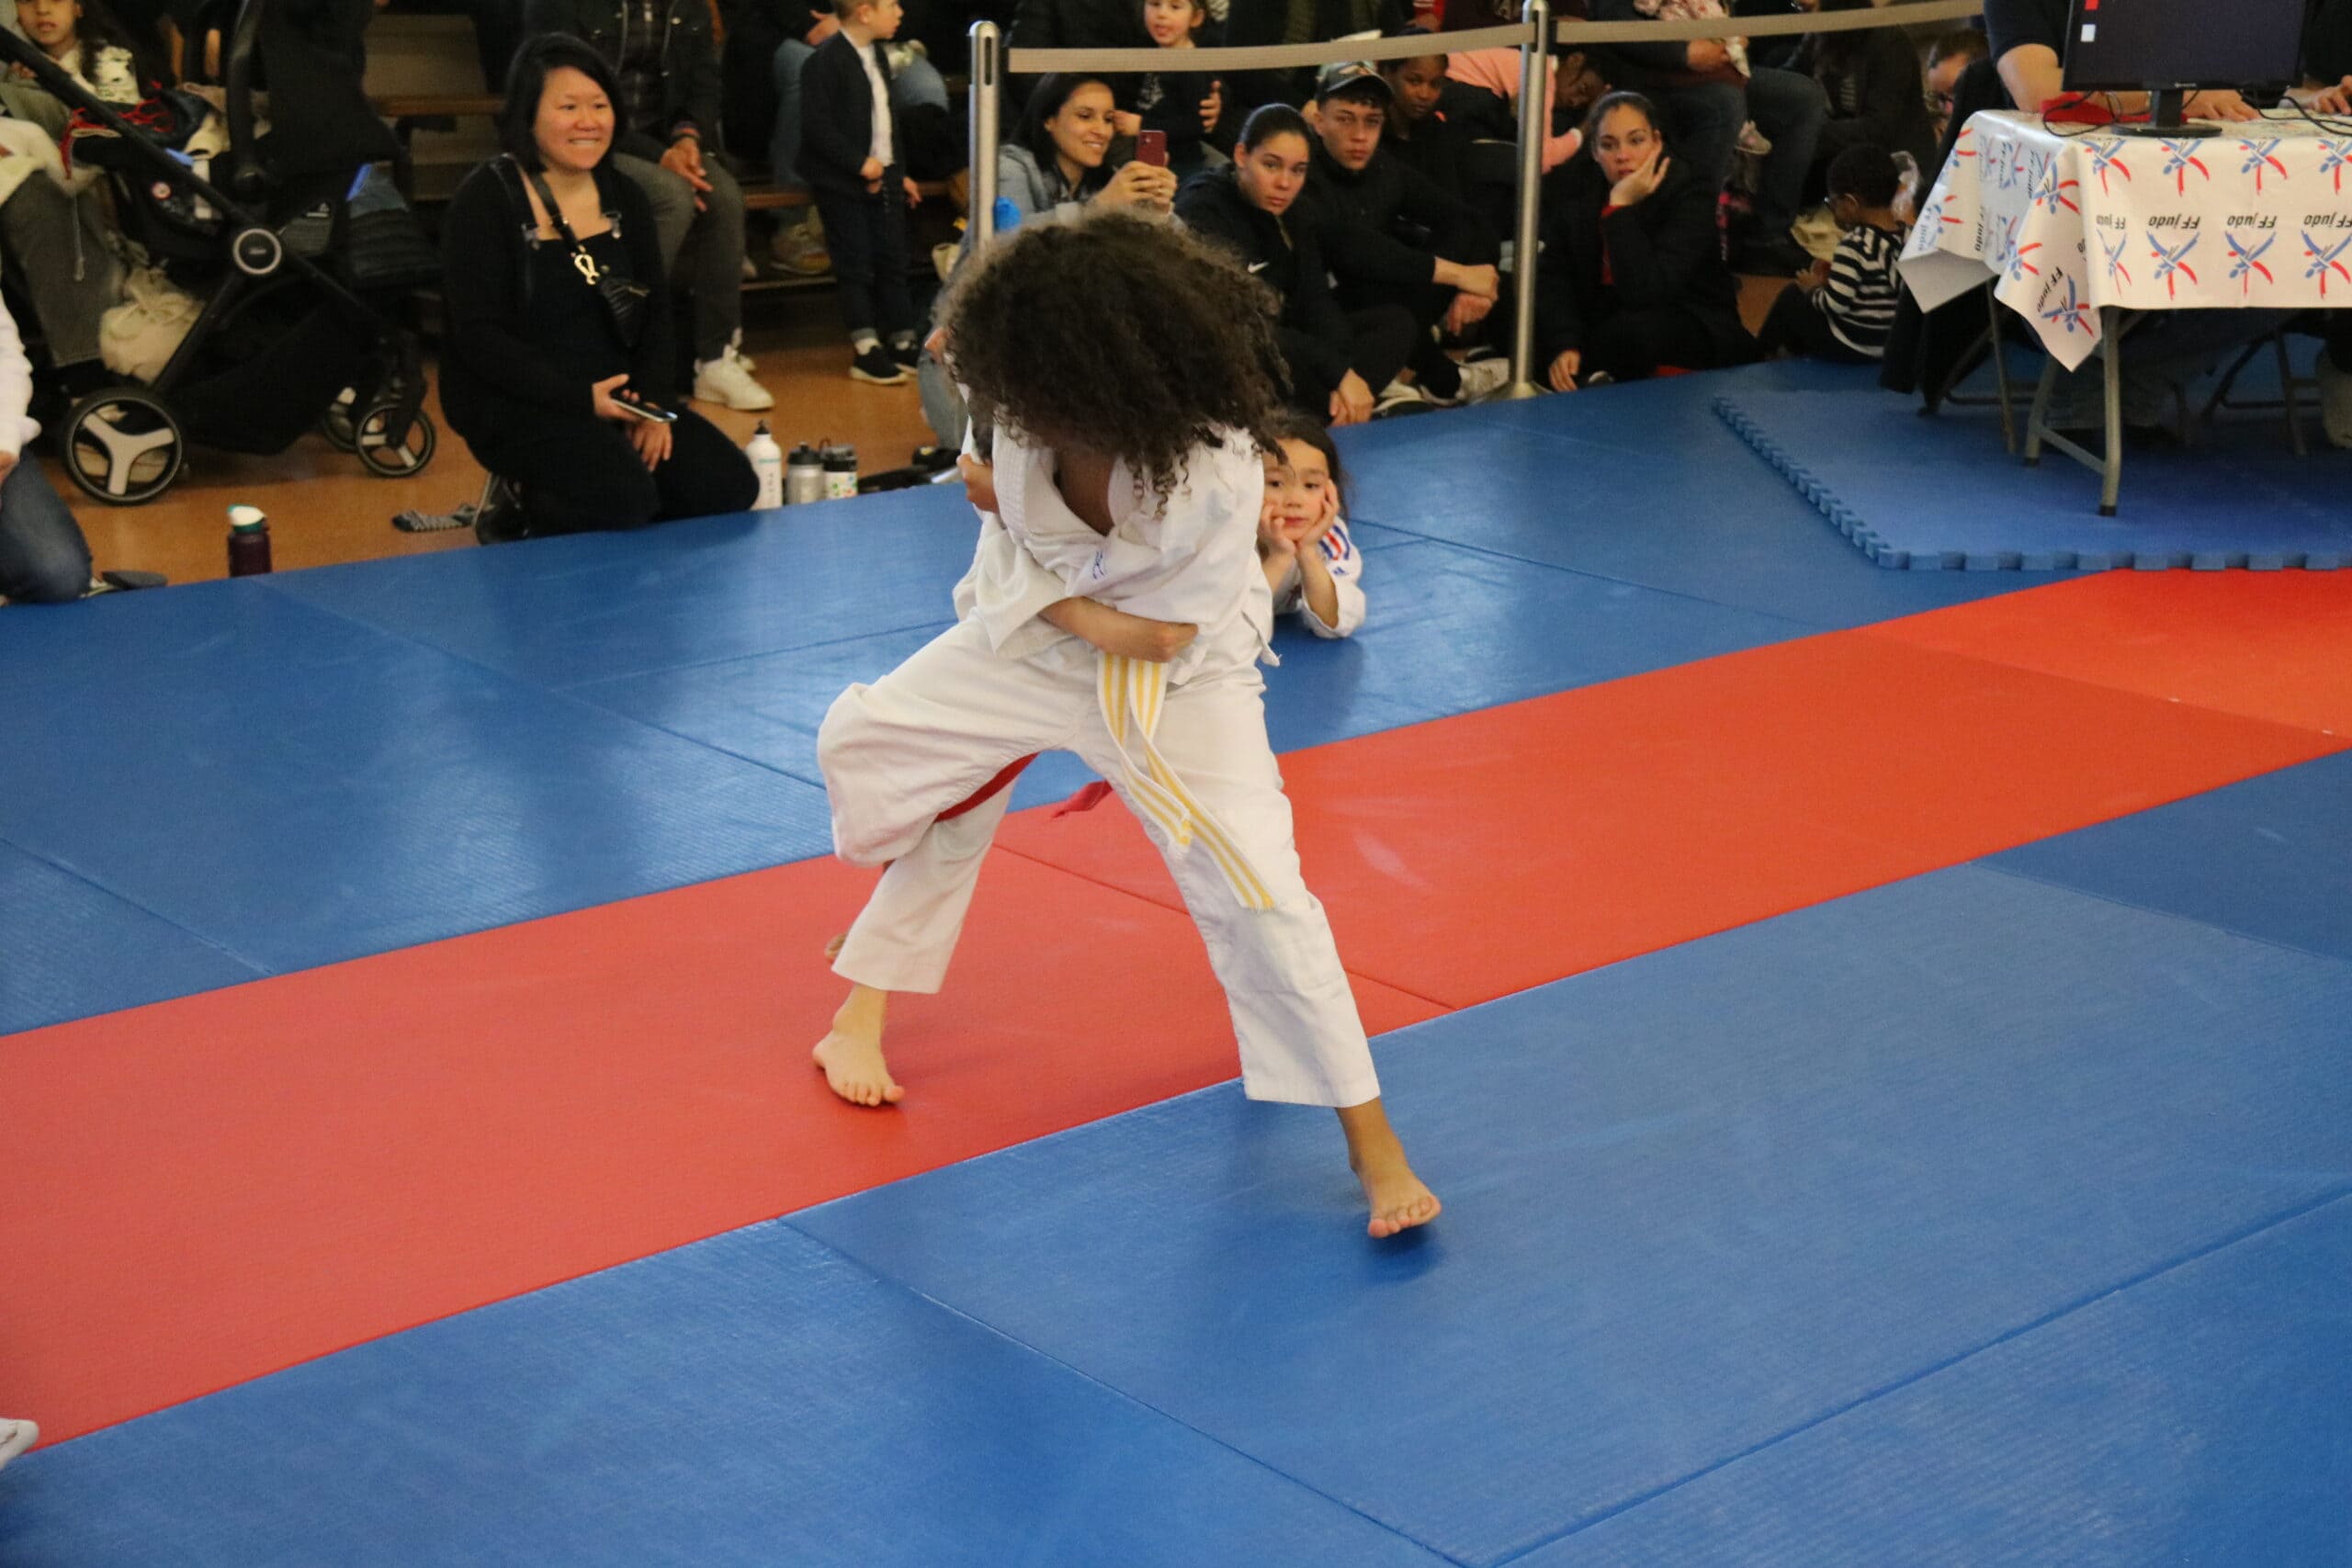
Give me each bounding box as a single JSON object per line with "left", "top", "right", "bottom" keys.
{"left": 851, "top": 344, "right": 909, "bottom": 385}
{"left": 888, "top": 337, "right": 922, "bottom": 370}
{"left": 472, "top": 477, "right": 530, "bottom": 546}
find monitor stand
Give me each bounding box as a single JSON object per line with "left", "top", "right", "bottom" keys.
{"left": 2109, "top": 86, "right": 2222, "bottom": 138}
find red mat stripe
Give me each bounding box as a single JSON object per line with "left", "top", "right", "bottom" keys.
{"left": 6, "top": 574, "right": 2345, "bottom": 1443}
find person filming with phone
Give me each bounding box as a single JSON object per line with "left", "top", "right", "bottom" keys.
{"left": 439, "top": 36, "right": 757, "bottom": 543}
{"left": 1534, "top": 91, "right": 1756, "bottom": 391}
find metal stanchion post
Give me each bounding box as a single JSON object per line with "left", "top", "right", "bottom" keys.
{"left": 968, "top": 22, "right": 1002, "bottom": 250}
{"left": 1506, "top": 0, "right": 1550, "bottom": 397}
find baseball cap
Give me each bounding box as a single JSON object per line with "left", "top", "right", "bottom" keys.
{"left": 1315, "top": 61, "right": 1396, "bottom": 104}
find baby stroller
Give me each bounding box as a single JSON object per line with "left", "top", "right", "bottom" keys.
{"left": 0, "top": 0, "right": 438, "bottom": 504}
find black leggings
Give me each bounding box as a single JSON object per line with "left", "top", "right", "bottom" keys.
{"left": 1758, "top": 284, "right": 1876, "bottom": 365}
{"left": 1288, "top": 303, "right": 1420, "bottom": 415}
{"left": 468, "top": 405, "right": 759, "bottom": 536}
{"left": 1343, "top": 276, "right": 1468, "bottom": 399}
{"left": 1585, "top": 306, "right": 1738, "bottom": 382}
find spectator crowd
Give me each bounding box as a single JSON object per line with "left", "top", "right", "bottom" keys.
{"left": 6, "top": 0, "right": 2352, "bottom": 575}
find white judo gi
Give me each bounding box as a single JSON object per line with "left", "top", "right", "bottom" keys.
{"left": 816, "top": 427, "right": 1380, "bottom": 1108}
{"left": 1268, "top": 515, "right": 1366, "bottom": 639}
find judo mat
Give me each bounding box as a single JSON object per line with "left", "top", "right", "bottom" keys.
{"left": 4, "top": 365, "right": 2348, "bottom": 1563}
{"left": 8, "top": 868, "right": 2348, "bottom": 1565}
{"left": 1713, "top": 383, "right": 2352, "bottom": 571}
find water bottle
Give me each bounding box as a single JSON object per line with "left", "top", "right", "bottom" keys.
{"left": 746, "top": 421, "right": 784, "bottom": 510}
{"left": 226, "top": 503, "right": 272, "bottom": 576}
{"left": 821, "top": 443, "right": 859, "bottom": 501}
{"left": 992, "top": 196, "right": 1020, "bottom": 237}
{"left": 786, "top": 442, "right": 827, "bottom": 505}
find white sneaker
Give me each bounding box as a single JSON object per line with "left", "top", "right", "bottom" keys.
{"left": 727, "top": 329, "right": 756, "bottom": 374}
{"left": 693, "top": 352, "right": 775, "bottom": 412}
{"left": 0, "top": 1418, "right": 38, "bottom": 1471}
{"left": 1451, "top": 355, "right": 1514, "bottom": 404}
{"left": 2319, "top": 348, "right": 2352, "bottom": 450}
{"left": 1372, "top": 378, "right": 1432, "bottom": 418}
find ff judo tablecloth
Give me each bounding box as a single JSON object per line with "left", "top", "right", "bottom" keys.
{"left": 1901, "top": 110, "right": 2352, "bottom": 367}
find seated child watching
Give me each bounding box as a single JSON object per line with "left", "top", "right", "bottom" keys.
{"left": 798, "top": 0, "right": 924, "bottom": 384}
{"left": 1757, "top": 143, "right": 1905, "bottom": 365}
{"left": 1258, "top": 414, "right": 1363, "bottom": 639}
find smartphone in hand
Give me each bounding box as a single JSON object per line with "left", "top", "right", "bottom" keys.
{"left": 612, "top": 392, "right": 678, "bottom": 424}
{"left": 1136, "top": 130, "right": 1168, "bottom": 168}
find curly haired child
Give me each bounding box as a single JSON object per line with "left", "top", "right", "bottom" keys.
{"left": 808, "top": 212, "right": 1439, "bottom": 1239}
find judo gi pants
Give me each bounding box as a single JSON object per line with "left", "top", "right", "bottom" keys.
{"left": 817, "top": 619, "right": 1381, "bottom": 1109}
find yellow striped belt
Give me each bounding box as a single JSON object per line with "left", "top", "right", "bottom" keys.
{"left": 1095, "top": 653, "right": 1275, "bottom": 912}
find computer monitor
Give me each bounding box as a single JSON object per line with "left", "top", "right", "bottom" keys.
{"left": 2063, "top": 0, "right": 2306, "bottom": 135}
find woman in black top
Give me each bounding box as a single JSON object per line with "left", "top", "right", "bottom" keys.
{"left": 439, "top": 36, "right": 756, "bottom": 540}
{"left": 1535, "top": 92, "right": 1756, "bottom": 390}
{"left": 1173, "top": 104, "right": 1416, "bottom": 425}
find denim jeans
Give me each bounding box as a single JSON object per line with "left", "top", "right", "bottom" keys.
{"left": 0, "top": 456, "right": 94, "bottom": 604}
{"left": 614, "top": 152, "right": 746, "bottom": 363}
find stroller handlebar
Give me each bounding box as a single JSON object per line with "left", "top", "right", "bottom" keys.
{"left": 222, "top": 0, "right": 269, "bottom": 201}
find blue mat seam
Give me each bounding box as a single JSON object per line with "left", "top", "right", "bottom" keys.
{"left": 1711, "top": 391, "right": 2352, "bottom": 574}
{"left": 1485, "top": 1181, "right": 2352, "bottom": 1567}
{"left": 1340, "top": 504, "right": 1834, "bottom": 634}
{"left": 0, "top": 826, "right": 276, "bottom": 992}
{"left": 254, "top": 576, "right": 846, "bottom": 798}
{"left": 1974, "top": 857, "right": 2352, "bottom": 973}
{"left": 1711, "top": 395, "right": 1925, "bottom": 572}
{"left": 775, "top": 1216, "right": 1473, "bottom": 1567}
{"left": 551, "top": 615, "right": 959, "bottom": 696}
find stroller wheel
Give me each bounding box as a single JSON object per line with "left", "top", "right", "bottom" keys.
{"left": 62, "top": 389, "right": 187, "bottom": 505}
{"left": 319, "top": 389, "right": 360, "bottom": 453}
{"left": 354, "top": 400, "right": 436, "bottom": 479}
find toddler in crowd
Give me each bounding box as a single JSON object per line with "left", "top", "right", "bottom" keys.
{"left": 1259, "top": 415, "right": 1363, "bottom": 639}
{"left": 11, "top": 0, "right": 153, "bottom": 99}
{"left": 1114, "top": 0, "right": 1220, "bottom": 176}
{"left": 1758, "top": 143, "right": 1905, "bottom": 365}
{"left": 798, "top": 0, "right": 924, "bottom": 383}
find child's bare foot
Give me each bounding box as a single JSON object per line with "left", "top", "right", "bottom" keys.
{"left": 1336, "top": 1098, "right": 1441, "bottom": 1239}
{"left": 1355, "top": 1154, "right": 1442, "bottom": 1238}
{"left": 812, "top": 982, "right": 902, "bottom": 1107}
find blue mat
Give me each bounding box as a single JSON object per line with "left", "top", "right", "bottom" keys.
{"left": 0, "top": 582, "right": 833, "bottom": 980}
{"left": 0, "top": 840, "right": 260, "bottom": 1035}
{"left": 573, "top": 528, "right": 1812, "bottom": 812}
{"left": 1335, "top": 369, "right": 2041, "bottom": 628}
{"left": 13, "top": 863, "right": 2345, "bottom": 1563}
{"left": 1714, "top": 384, "right": 2352, "bottom": 571}
{"left": 1522, "top": 1196, "right": 2352, "bottom": 1567}
{"left": 0, "top": 1225, "right": 1449, "bottom": 1567}
{"left": 1990, "top": 750, "right": 2352, "bottom": 964}
{"left": 266, "top": 485, "right": 981, "bottom": 691}
{"left": 789, "top": 865, "right": 2352, "bottom": 1565}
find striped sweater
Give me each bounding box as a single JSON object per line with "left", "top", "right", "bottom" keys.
{"left": 1809, "top": 222, "right": 1905, "bottom": 358}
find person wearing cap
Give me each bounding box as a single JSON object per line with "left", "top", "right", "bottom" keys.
{"left": 1306, "top": 61, "right": 1509, "bottom": 406}
{"left": 1175, "top": 103, "right": 1420, "bottom": 425}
